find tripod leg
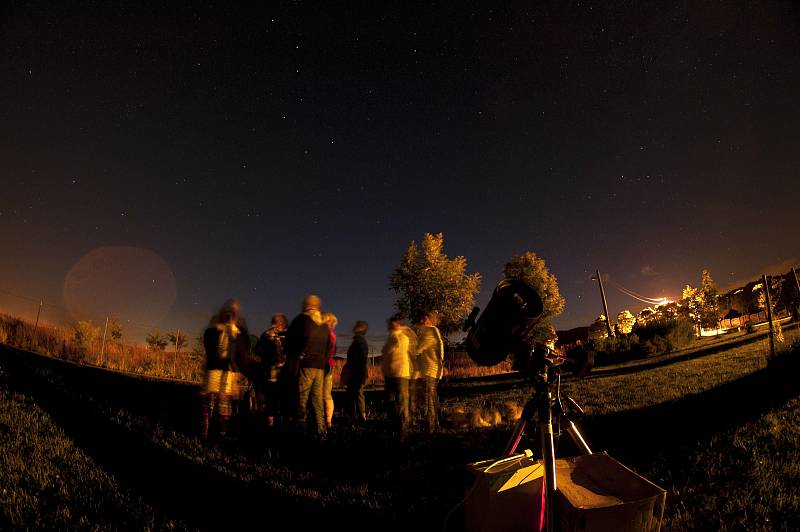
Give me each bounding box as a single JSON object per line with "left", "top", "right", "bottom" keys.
{"left": 566, "top": 420, "right": 592, "bottom": 455}
{"left": 503, "top": 417, "right": 527, "bottom": 456}
{"left": 503, "top": 398, "right": 537, "bottom": 456}
{"left": 541, "top": 412, "right": 556, "bottom": 532}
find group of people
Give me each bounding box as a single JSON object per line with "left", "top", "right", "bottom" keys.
{"left": 198, "top": 295, "right": 444, "bottom": 440}
{"left": 380, "top": 311, "right": 445, "bottom": 435}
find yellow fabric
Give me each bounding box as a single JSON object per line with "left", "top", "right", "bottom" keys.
{"left": 417, "top": 325, "right": 444, "bottom": 379}
{"left": 381, "top": 329, "right": 411, "bottom": 378}
{"left": 215, "top": 322, "right": 240, "bottom": 361}
{"left": 304, "top": 310, "right": 323, "bottom": 325}
{"left": 203, "top": 369, "right": 238, "bottom": 395}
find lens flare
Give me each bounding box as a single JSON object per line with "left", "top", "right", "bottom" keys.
{"left": 63, "top": 246, "right": 176, "bottom": 325}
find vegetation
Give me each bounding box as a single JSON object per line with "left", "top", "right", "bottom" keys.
{"left": 616, "top": 309, "right": 635, "bottom": 335}
{"left": 0, "top": 313, "right": 518, "bottom": 388}
{"left": 588, "top": 314, "right": 610, "bottom": 340}
{"left": 0, "top": 326, "right": 798, "bottom": 530}
{"left": 166, "top": 330, "right": 189, "bottom": 351}
{"left": 754, "top": 276, "right": 787, "bottom": 344}
{"left": 389, "top": 232, "right": 481, "bottom": 335}
{"left": 145, "top": 331, "right": 169, "bottom": 351}
{"left": 502, "top": 251, "right": 565, "bottom": 343}
{"left": 109, "top": 317, "right": 123, "bottom": 340}
{"left": 650, "top": 392, "right": 800, "bottom": 529}
{"left": 0, "top": 367, "right": 184, "bottom": 530}
{"left": 73, "top": 320, "right": 99, "bottom": 358}
{"left": 679, "top": 269, "right": 722, "bottom": 332}
{"left": 574, "top": 314, "right": 699, "bottom": 366}
{"left": 0, "top": 314, "right": 203, "bottom": 381}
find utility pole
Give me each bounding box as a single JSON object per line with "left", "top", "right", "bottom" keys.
{"left": 763, "top": 274, "right": 775, "bottom": 358}
{"left": 792, "top": 267, "right": 800, "bottom": 322}
{"left": 99, "top": 316, "right": 109, "bottom": 364}
{"left": 594, "top": 270, "right": 614, "bottom": 338}
{"left": 32, "top": 300, "right": 43, "bottom": 338}
{"left": 174, "top": 328, "right": 180, "bottom": 376}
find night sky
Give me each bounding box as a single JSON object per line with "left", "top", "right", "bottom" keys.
{"left": 2, "top": 2, "right": 799, "bottom": 341}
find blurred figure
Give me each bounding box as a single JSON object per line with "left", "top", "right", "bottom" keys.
{"left": 286, "top": 294, "right": 331, "bottom": 437}
{"left": 409, "top": 317, "right": 425, "bottom": 429}
{"left": 253, "top": 313, "right": 289, "bottom": 428}
{"left": 416, "top": 310, "right": 444, "bottom": 432}
{"left": 201, "top": 299, "right": 250, "bottom": 439}
{"left": 381, "top": 315, "right": 416, "bottom": 436}
{"left": 321, "top": 311, "right": 338, "bottom": 429}
{"left": 343, "top": 320, "right": 369, "bottom": 425}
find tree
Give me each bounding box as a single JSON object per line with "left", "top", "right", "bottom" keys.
{"left": 389, "top": 232, "right": 481, "bottom": 336}
{"left": 754, "top": 277, "right": 785, "bottom": 344}
{"left": 109, "top": 317, "right": 123, "bottom": 340}
{"left": 680, "top": 270, "right": 721, "bottom": 333}
{"left": 698, "top": 269, "right": 720, "bottom": 329}
{"left": 588, "top": 315, "right": 609, "bottom": 340}
{"left": 540, "top": 323, "right": 558, "bottom": 349}
{"left": 502, "top": 251, "right": 565, "bottom": 343}
{"left": 167, "top": 330, "right": 189, "bottom": 351}
{"left": 679, "top": 284, "right": 702, "bottom": 334}
{"left": 190, "top": 336, "right": 205, "bottom": 359}
{"left": 616, "top": 310, "right": 635, "bottom": 335}
{"left": 74, "top": 320, "right": 99, "bottom": 353}
{"left": 637, "top": 307, "right": 655, "bottom": 325}
{"left": 503, "top": 252, "right": 565, "bottom": 317}
{"left": 146, "top": 331, "right": 168, "bottom": 351}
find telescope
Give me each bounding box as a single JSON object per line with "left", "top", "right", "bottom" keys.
{"left": 464, "top": 278, "right": 543, "bottom": 367}
{"left": 463, "top": 278, "right": 592, "bottom": 377}
{"left": 460, "top": 279, "right": 595, "bottom": 532}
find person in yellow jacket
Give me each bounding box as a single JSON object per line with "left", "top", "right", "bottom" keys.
{"left": 381, "top": 315, "right": 417, "bottom": 435}
{"left": 415, "top": 310, "right": 444, "bottom": 432}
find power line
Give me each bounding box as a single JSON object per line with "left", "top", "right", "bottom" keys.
{"left": 606, "top": 280, "right": 670, "bottom": 305}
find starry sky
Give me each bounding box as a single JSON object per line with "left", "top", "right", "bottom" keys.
{"left": 1, "top": 2, "right": 799, "bottom": 342}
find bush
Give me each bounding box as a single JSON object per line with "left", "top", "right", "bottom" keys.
{"left": 73, "top": 321, "right": 99, "bottom": 360}
{"left": 585, "top": 336, "right": 637, "bottom": 366}
{"left": 633, "top": 317, "right": 697, "bottom": 356}
{"left": 665, "top": 319, "right": 696, "bottom": 351}
{"left": 584, "top": 318, "right": 699, "bottom": 366}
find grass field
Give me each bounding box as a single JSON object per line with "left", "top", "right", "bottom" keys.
{"left": 0, "top": 366, "right": 184, "bottom": 530}
{"left": 1, "top": 328, "right": 799, "bottom": 530}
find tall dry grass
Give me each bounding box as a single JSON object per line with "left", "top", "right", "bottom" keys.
{"left": 443, "top": 349, "right": 514, "bottom": 379}
{"left": 0, "top": 312, "right": 516, "bottom": 386}
{"left": 0, "top": 313, "right": 204, "bottom": 382}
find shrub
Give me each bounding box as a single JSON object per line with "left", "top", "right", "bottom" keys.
{"left": 584, "top": 337, "right": 633, "bottom": 366}
{"left": 73, "top": 321, "right": 98, "bottom": 353}
{"left": 633, "top": 317, "right": 697, "bottom": 356}
{"left": 665, "top": 319, "right": 696, "bottom": 351}
{"left": 566, "top": 343, "right": 598, "bottom": 369}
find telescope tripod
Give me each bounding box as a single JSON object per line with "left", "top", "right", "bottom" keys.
{"left": 502, "top": 354, "right": 592, "bottom": 532}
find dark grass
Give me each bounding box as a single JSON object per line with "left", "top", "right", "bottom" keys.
{"left": 1, "top": 335, "right": 800, "bottom": 530}
{"left": 0, "top": 366, "right": 186, "bottom": 530}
